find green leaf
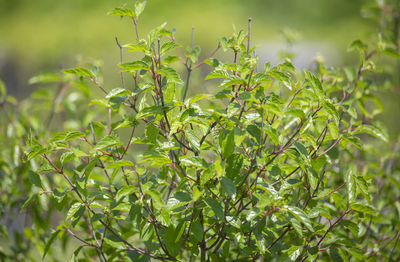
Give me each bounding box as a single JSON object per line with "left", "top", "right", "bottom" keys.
{"left": 350, "top": 203, "right": 376, "bottom": 216}
{"left": 341, "top": 220, "right": 359, "bottom": 237}
{"left": 164, "top": 225, "right": 183, "bottom": 257}
{"left": 181, "top": 156, "right": 207, "bottom": 169}
{"left": 95, "top": 136, "right": 122, "bottom": 150}
{"left": 107, "top": 7, "right": 135, "bottom": 18}
{"left": 204, "top": 197, "right": 224, "bottom": 221}
{"left": 222, "top": 130, "right": 235, "bottom": 159}
{"left": 161, "top": 42, "right": 180, "bottom": 55}
{"left": 201, "top": 165, "right": 216, "bottom": 186}
{"left": 347, "top": 169, "right": 356, "bottom": 203}
{"left": 119, "top": 61, "right": 150, "bottom": 72}
{"left": 28, "top": 171, "right": 42, "bottom": 187}
{"left": 159, "top": 67, "right": 182, "bottom": 84}
{"left": 328, "top": 121, "right": 339, "bottom": 139}
{"left": 191, "top": 220, "right": 203, "bottom": 242}
{"left": 136, "top": 105, "right": 163, "bottom": 119}
{"left": 0, "top": 224, "right": 8, "bottom": 240}
{"left": 134, "top": 0, "right": 146, "bottom": 18}
{"left": 43, "top": 230, "right": 60, "bottom": 259}
{"left": 286, "top": 205, "right": 313, "bottom": 231}
{"left": 348, "top": 39, "right": 367, "bottom": 51}
{"left": 329, "top": 248, "right": 344, "bottom": 262}
{"left": 60, "top": 151, "right": 75, "bottom": 165}
{"left": 65, "top": 131, "right": 86, "bottom": 141}
{"left": 20, "top": 194, "right": 37, "bottom": 214}
{"left": 263, "top": 125, "right": 280, "bottom": 145}
{"left": 323, "top": 100, "right": 339, "bottom": 124}
{"left": 220, "top": 177, "right": 236, "bottom": 197}
{"left": 187, "top": 94, "right": 211, "bottom": 105}
{"left": 186, "top": 130, "right": 200, "bottom": 152}
{"left": 218, "top": 76, "right": 246, "bottom": 88}
{"left": 174, "top": 192, "right": 192, "bottom": 202}
{"left": 106, "top": 88, "right": 131, "bottom": 98}
{"left": 381, "top": 47, "right": 400, "bottom": 59}
{"left": 246, "top": 125, "right": 261, "bottom": 143}
{"left": 67, "top": 203, "right": 84, "bottom": 220}
{"left": 355, "top": 125, "right": 388, "bottom": 142}
{"left": 225, "top": 153, "right": 243, "bottom": 180}
{"left": 205, "top": 69, "right": 229, "bottom": 80}
{"left": 106, "top": 160, "right": 134, "bottom": 169}
{"left": 29, "top": 72, "right": 61, "bottom": 84}
{"left": 304, "top": 70, "right": 324, "bottom": 99}
{"left": 0, "top": 79, "right": 6, "bottom": 97}
{"left": 62, "top": 67, "right": 94, "bottom": 78}
{"left": 145, "top": 123, "right": 159, "bottom": 143}
{"left": 124, "top": 41, "right": 148, "bottom": 52}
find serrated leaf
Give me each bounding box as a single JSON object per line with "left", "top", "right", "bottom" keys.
{"left": 222, "top": 130, "right": 235, "bottom": 159}
{"left": 347, "top": 170, "right": 356, "bottom": 203}
{"left": 67, "top": 203, "right": 84, "bottom": 220}
{"left": 159, "top": 67, "right": 182, "bottom": 84}
{"left": 286, "top": 206, "right": 313, "bottom": 231}
{"left": 181, "top": 156, "right": 207, "bottom": 169}
{"left": 60, "top": 151, "right": 75, "bottom": 165}
{"left": 107, "top": 7, "right": 135, "bottom": 18}
{"left": 106, "top": 88, "right": 131, "bottom": 98}
{"left": 225, "top": 153, "right": 243, "bottom": 180}
{"left": 324, "top": 100, "right": 339, "bottom": 124}
{"left": 145, "top": 123, "right": 159, "bottom": 143}
{"left": 134, "top": 0, "right": 146, "bottom": 17}
{"left": 218, "top": 76, "right": 246, "bottom": 88}
{"left": 106, "top": 160, "right": 134, "bottom": 169}
{"left": 204, "top": 197, "right": 224, "bottom": 221}
{"left": 119, "top": 61, "right": 150, "bottom": 72}
{"left": 185, "top": 130, "right": 200, "bottom": 152}
{"left": 205, "top": 69, "right": 229, "bottom": 80}
{"left": 304, "top": 70, "right": 324, "bottom": 99}
{"left": 350, "top": 203, "right": 376, "bottom": 216}
{"left": 62, "top": 68, "right": 94, "bottom": 78}
{"left": 355, "top": 125, "right": 388, "bottom": 142}
{"left": 220, "top": 177, "right": 236, "bottom": 197}
{"left": 161, "top": 42, "right": 180, "bottom": 55}
{"left": 95, "top": 136, "right": 122, "bottom": 150}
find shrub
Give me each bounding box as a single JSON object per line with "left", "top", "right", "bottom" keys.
{"left": 0, "top": 0, "right": 399, "bottom": 261}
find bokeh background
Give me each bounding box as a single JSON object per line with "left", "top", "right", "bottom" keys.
{"left": 0, "top": 0, "right": 399, "bottom": 136}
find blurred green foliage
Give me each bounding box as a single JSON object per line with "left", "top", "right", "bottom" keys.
{"left": 0, "top": 0, "right": 369, "bottom": 95}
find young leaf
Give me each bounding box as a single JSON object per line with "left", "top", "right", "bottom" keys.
{"left": 106, "top": 88, "right": 131, "bottom": 99}
{"left": 95, "top": 136, "right": 122, "bottom": 150}
{"left": 62, "top": 68, "right": 94, "bottom": 78}
{"left": 107, "top": 7, "right": 135, "bottom": 18}
{"left": 222, "top": 130, "right": 235, "bottom": 159}
{"left": 134, "top": 0, "right": 146, "bottom": 18}
{"left": 119, "top": 61, "right": 150, "bottom": 72}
